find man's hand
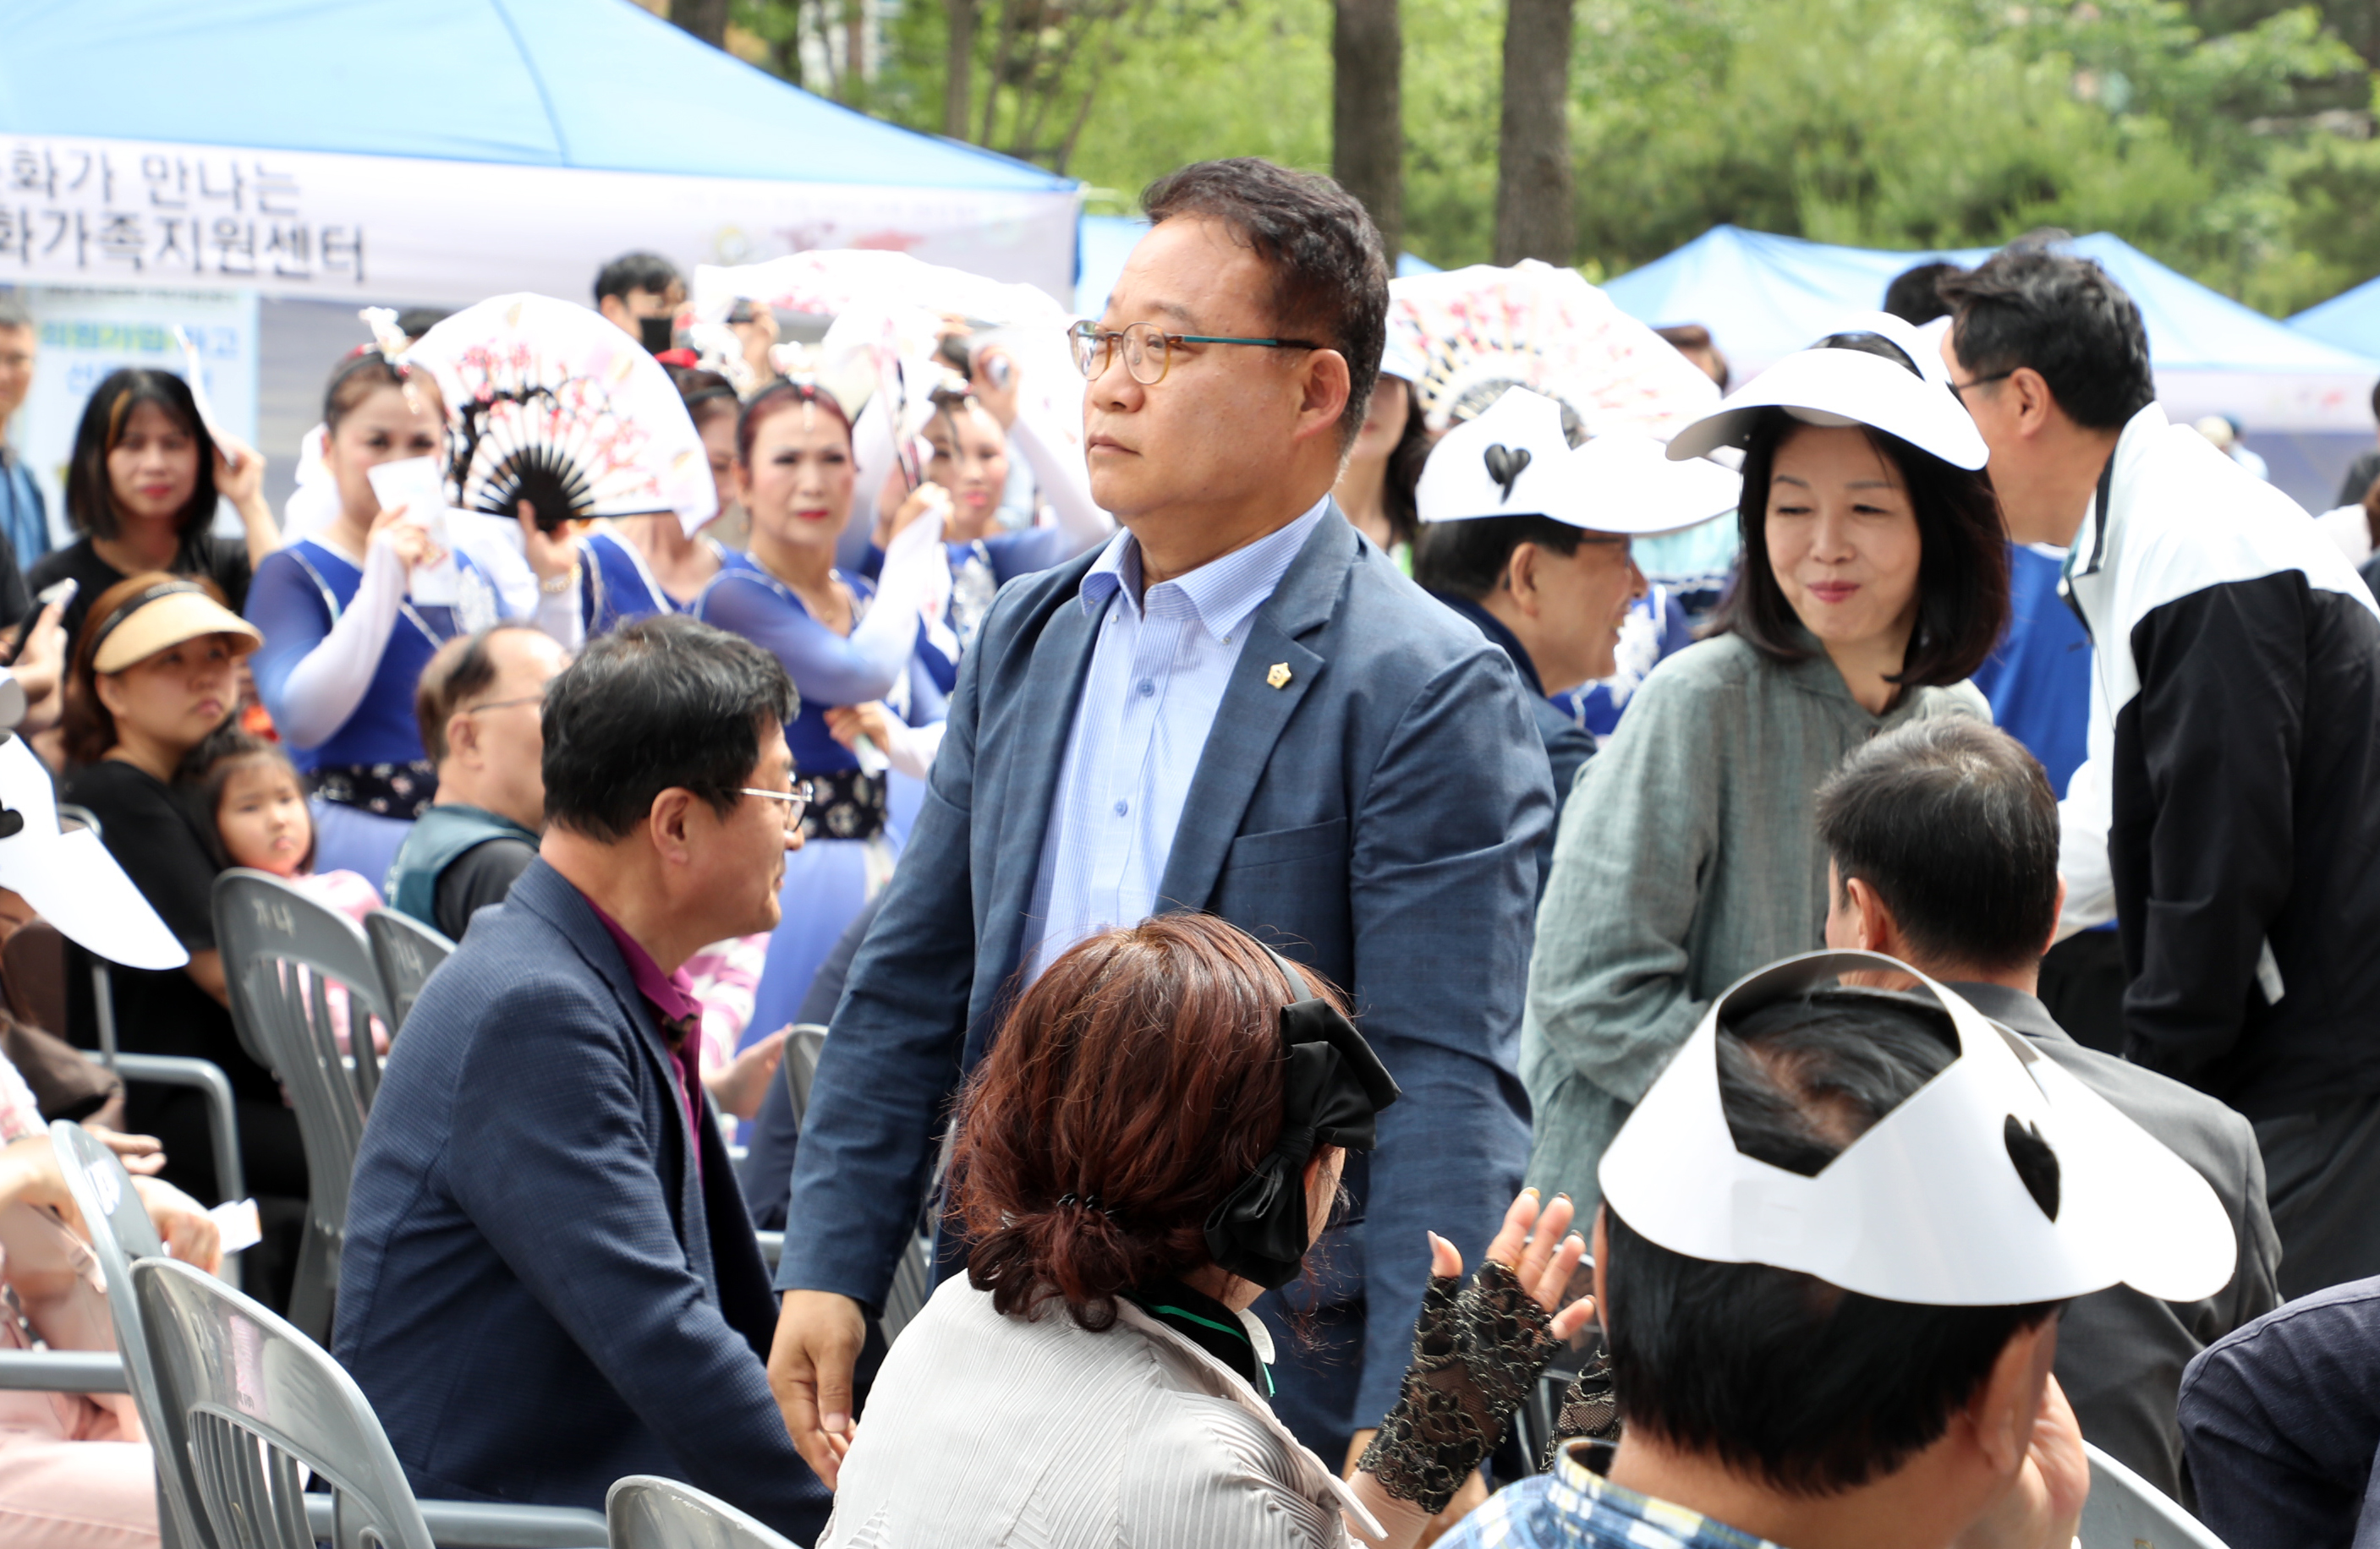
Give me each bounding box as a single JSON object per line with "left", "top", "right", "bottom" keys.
{"left": 1955, "top": 1374, "right": 2089, "bottom": 1549}
{"left": 770, "top": 1289, "right": 868, "bottom": 1486}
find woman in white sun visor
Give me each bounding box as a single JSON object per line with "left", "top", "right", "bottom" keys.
{"left": 1521, "top": 328, "right": 2013, "bottom": 1217}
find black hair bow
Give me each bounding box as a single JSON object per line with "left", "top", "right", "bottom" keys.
{"left": 1203, "top": 995, "right": 1401, "bottom": 1290}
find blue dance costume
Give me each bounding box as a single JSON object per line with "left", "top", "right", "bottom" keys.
{"left": 692, "top": 518, "right": 948, "bottom": 1043}
{"left": 579, "top": 525, "right": 722, "bottom": 638}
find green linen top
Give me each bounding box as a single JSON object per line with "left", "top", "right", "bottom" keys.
{"left": 1520, "top": 628, "right": 1990, "bottom": 1207}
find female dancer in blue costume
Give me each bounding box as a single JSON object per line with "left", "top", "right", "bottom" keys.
{"left": 826, "top": 343, "right": 1110, "bottom": 781}
{"left": 244, "top": 353, "right": 583, "bottom": 884}
{"left": 579, "top": 364, "right": 739, "bottom": 637}
{"left": 693, "top": 377, "right": 949, "bottom": 1042}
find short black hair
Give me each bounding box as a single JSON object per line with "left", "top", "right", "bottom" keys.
{"left": 1141, "top": 158, "right": 1388, "bottom": 452}
{"left": 1604, "top": 988, "right": 2061, "bottom": 1496}
{"left": 540, "top": 614, "right": 797, "bottom": 842}
{"left": 1413, "top": 515, "right": 1585, "bottom": 599}
{"left": 394, "top": 307, "right": 452, "bottom": 341}
{"left": 1815, "top": 720, "right": 2059, "bottom": 974}
{"left": 1882, "top": 262, "right": 1962, "bottom": 326}
{"left": 65, "top": 368, "right": 219, "bottom": 548}
{"left": 593, "top": 251, "right": 684, "bottom": 307}
{"left": 1714, "top": 397, "right": 2010, "bottom": 690}
{"left": 1939, "top": 249, "right": 2155, "bottom": 430}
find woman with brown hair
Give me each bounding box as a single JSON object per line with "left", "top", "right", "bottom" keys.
{"left": 814, "top": 914, "right": 1593, "bottom": 1548}
{"left": 57, "top": 572, "right": 306, "bottom": 1262}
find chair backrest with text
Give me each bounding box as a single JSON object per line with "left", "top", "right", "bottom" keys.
{"left": 364, "top": 909, "right": 453, "bottom": 1037}
{"left": 133, "top": 1254, "right": 436, "bottom": 1549}
{"left": 212, "top": 868, "right": 398, "bottom": 1341}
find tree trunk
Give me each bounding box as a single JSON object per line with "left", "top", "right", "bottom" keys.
{"left": 1332, "top": 0, "right": 1403, "bottom": 264}
{"left": 944, "top": 0, "right": 976, "bottom": 139}
{"left": 672, "top": 0, "right": 731, "bottom": 48}
{"left": 1493, "top": 0, "right": 1573, "bottom": 266}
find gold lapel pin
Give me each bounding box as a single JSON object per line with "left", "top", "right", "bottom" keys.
{"left": 1266, "top": 662, "right": 1292, "bottom": 689}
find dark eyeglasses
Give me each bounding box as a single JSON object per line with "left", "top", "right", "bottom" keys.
{"left": 1949, "top": 369, "right": 2016, "bottom": 403}
{"left": 1070, "top": 320, "right": 1323, "bottom": 386}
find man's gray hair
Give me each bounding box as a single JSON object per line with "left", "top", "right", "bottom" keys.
{"left": 0, "top": 293, "right": 30, "bottom": 332}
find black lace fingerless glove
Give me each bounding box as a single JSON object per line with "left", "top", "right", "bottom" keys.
{"left": 1358, "top": 1259, "right": 1563, "bottom": 1513}
{"left": 1540, "top": 1347, "right": 1620, "bottom": 1470}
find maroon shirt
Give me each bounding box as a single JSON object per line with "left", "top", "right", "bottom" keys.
{"left": 586, "top": 896, "right": 706, "bottom": 1179}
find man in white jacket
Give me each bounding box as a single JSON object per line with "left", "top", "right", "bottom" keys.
{"left": 1941, "top": 247, "right": 2380, "bottom": 1298}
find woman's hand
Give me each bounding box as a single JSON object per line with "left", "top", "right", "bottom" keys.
{"left": 969, "top": 347, "right": 1022, "bottom": 430}
{"left": 365, "top": 501, "right": 447, "bottom": 574}
{"left": 516, "top": 501, "right": 589, "bottom": 585}
{"left": 1357, "top": 1189, "right": 1592, "bottom": 1516}
{"left": 80, "top": 1123, "right": 167, "bottom": 1177}
{"left": 129, "top": 1174, "right": 223, "bottom": 1276}
{"left": 215, "top": 435, "right": 281, "bottom": 564}
{"left": 705, "top": 1026, "right": 792, "bottom": 1122}
{"left": 4, "top": 597, "right": 68, "bottom": 732}
{"left": 0, "top": 1135, "right": 77, "bottom": 1220}
{"left": 884, "top": 480, "right": 952, "bottom": 545}
{"left": 825, "top": 702, "right": 896, "bottom": 754}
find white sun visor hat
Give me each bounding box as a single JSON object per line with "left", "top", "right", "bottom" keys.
{"left": 1599, "top": 950, "right": 2235, "bottom": 1306}
{"left": 1418, "top": 388, "right": 1585, "bottom": 527}
{"left": 1665, "top": 336, "right": 1989, "bottom": 471}
{"left": 0, "top": 736, "right": 186, "bottom": 971}
{"left": 1569, "top": 433, "right": 1744, "bottom": 537}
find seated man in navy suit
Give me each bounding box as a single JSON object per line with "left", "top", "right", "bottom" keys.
{"left": 770, "top": 156, "right": 1554, "bottom": 1524}
{"left": 336, "top": 615, "right": 829, "bottom": 1542}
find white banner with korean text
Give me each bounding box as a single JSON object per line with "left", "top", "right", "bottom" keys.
{"left": 0, "top": 134, "right": 1082, "bottom": 309}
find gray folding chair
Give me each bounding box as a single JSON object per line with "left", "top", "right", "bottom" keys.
{"left": 777, "top": 1024, "right": 829, "bottom": 1126}
{"left": 134, "top": 1255, "right": 608, "bottom": 1549}
{"left": 213, "top": 868, "right": 399, "bottom": 1343}
{"left": 2080, "top": 1440, "right": 2229, "bottom": 1548}
{"left": 606, "top": 1474, "right": 802, "bottom": 1549}
{"left": 365, "top": 909, "right": 453, "bottom": 1037}
{"left": 48, "top": 805, "right": 246, "bottom": 1229}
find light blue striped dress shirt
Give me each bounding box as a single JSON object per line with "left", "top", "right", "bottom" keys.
{"left": 1020, "top": 497, "right": 1330, "bottom": 980}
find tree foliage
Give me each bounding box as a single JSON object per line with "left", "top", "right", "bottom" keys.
{"left": 727, "top": 0, "right": 2380, "bottom": 314}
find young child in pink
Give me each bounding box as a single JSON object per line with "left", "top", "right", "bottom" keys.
{"left": 187, "top": 732, "right": 387, "bottom": 1054}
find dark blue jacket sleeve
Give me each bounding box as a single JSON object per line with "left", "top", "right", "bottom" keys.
{"left": 2181, "top": 1278, "right": 2380, "bottom": 1549}
{"left": 776, "top": 627, "right": 984, "bottom": 1300}
{"left": 446, "top": 976, "right": 827, "bottom": 1533}
{"left": 1348, "top": 649, "right": 1548, "bottom": 1423}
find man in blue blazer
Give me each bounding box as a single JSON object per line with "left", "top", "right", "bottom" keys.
{"left": 770, "top": 158, "right": 1552, "bottom": 1501}
{"left": 337, "top": 616, "right": 830, "bottom": 1543}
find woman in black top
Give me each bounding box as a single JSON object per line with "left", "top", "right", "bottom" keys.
{"left": 24, "top": 367, "right": 277, "bottom": 663}
{"left": 56, "top": 570, "right": 304, "bottom": 1227}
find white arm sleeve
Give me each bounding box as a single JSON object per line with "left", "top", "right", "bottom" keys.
{"left": 846, "top": 502, "right": 948, "bottom": 674}
{"left": 874, "top": 717, "right": 947, "bottom": 783}
{"left": 529, "top": 574, "right": 584, "bottom": 653}
{"left": 271, "top": 541, "right": 407, "bottom": 747}
{"left": 1008, "top": 401, "right": 1110, "bottom": 553}
{"left": 840, "top": 396, "right": 902, "bottom": 572}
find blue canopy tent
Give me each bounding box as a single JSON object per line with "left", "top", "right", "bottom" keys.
{"left": 0, "top": 0, "right": 1081, "bottom": 305}
{"left": 0, "top": 0, "right": 1081, "bottom": 525}
{"left": 1604, "top": 226, "right": 2380, "bottom": 512}
{"left": 2291, "top": 276, "right": 2380, "bottom": 363}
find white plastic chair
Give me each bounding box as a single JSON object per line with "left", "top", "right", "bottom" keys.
{"left": 606, "top": 1474, "right": 803, "bottom": 1549}
{"left": 2081, "top": 1440, "right": 2230, "bottom": 1548}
